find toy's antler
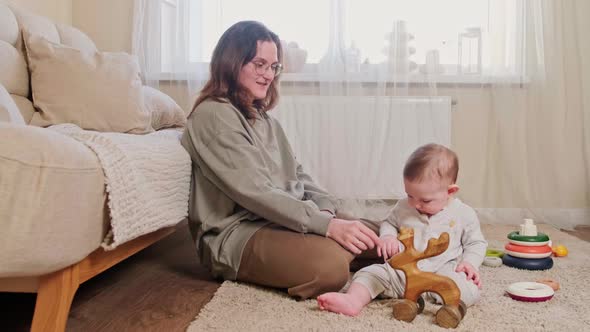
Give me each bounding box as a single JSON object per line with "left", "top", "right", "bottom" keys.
{"left": 423, "top": 233, "right": 450, "bottom": 257}
{"left": 390, "top": 228, "right": 450, "bottom": 267}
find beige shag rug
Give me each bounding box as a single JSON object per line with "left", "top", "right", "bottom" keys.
{"left": 188, "top": 224, "right": 590, "bottom": 331}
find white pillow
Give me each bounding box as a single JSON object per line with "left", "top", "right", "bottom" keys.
{"left": 143, "top": 86, "right": 187, "bottom": 130}
{"left": 0, "top": 83, "right": 25, "bottom": 125}
{"left": 23, "top": 30, "right": 153, "bottom": 134}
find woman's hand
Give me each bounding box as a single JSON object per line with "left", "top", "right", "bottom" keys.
{"left": 326, "top": 218, "right": 381, "bottom": 255}
{"left": 377, "top": 235, "right": 400, "bottom": 260}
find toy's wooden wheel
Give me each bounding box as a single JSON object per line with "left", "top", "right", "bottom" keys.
{"left": 391, "top": 299, "right": 418, "bottom": 322}
{"left": 435, "top": 304, "right": 463, "bottom": 329}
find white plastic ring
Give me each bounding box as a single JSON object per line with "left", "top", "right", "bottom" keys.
{"left": 483, "top": 257, "right": 502, "bottom": 267}
{"left": 506, "top": 282, "right": 554, "bottom": 300}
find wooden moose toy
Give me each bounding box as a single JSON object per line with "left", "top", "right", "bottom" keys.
{"left": 387, "top": 227, "right": 466, "bottom": 328}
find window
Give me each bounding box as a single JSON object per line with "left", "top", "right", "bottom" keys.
{"left": 161, "top": 0, "right": 523, "bottom": 81}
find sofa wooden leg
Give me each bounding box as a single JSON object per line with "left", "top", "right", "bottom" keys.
{"left": 31, "top": 264, "right": 80, "bottom": 332}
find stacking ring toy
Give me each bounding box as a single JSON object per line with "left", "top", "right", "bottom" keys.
{"left": 507, "top": 231, "right": 550, "bottom": 246}
{"left": 486, "top": 249, "right": 504, "bottom": 258}
{"left": 504, "top": 243, "right": 552, "bottom": 259}
{"left": 506, "top": 282, "right": 554, "bottom": 302}
{"left": 502, "top": 255, "right": 553, "bottom": 270}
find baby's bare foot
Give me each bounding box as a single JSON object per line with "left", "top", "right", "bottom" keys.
{"left": 317, "top": 292, "right": 364, "bottom": 316}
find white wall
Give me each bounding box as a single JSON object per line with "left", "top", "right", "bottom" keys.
{"left": 576, "top": 0, "right": 590, "bottom": 154}
{"left": 72, "top": 0, "right": 133, "bottom": 53}
{"left": 4, "top": 0, "right": 72, "bottom": 24}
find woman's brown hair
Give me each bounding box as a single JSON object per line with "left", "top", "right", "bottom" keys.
{"left": 191, "top": 21, "right": 282, "bottom": 119}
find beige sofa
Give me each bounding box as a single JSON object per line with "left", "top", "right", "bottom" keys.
{"left": 0, "top": 4, "right": 188, "bottom": 331}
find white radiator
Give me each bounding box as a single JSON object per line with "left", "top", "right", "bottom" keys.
{"left": 273, "top": 96, "right": 452, "bottom": 199}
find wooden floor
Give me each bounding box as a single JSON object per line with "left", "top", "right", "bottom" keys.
{"left": 1, "top": 223, "right": 589, "bottom": 332}
{"left": 0, "top": 221, "right": 221, "bottom": 332}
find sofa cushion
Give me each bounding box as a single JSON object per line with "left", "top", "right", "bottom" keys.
{"left": 0, "top": 123, "right": 108, "bottom": 277}
{"left": 143, "top": 86, "right": 187, "bottom": 130}
{"left": 10, "top": 6, "right": 60, "bottom": 44}
{"left": 0, "top": 84, "right": 25, "bottom": 125}
{"left": 0, "top": 4, "right": 31, "bottom": 115}
{"left": 0, "top": 40, "right": 29, "bottom": 97}
{"left": 56, "top": 23, "right": 98, "bottom": 53}
{"left": 24, "top": 30, "right": 153, "bottom": 134}
{"left": 0, "top": 4, "right": 19, "bottom": 46}
{"left": 10, "top": 94, "right": 35, "bottom": 124}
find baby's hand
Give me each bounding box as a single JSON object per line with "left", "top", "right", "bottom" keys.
{"left": 378, "top": 235, "right": 400, "bottom": 260}
{"left": 456, "top": 261, "right": 482, "bottom": 289}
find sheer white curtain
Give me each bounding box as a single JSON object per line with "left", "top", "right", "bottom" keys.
{"left": 133, "top": 0, "right": 589, "bottom": 229}
{"left": 467, "top": 0, "right": 589, "bottom": 229}
{"left": 132, "top": 0, "right": 206, "bottom": 112}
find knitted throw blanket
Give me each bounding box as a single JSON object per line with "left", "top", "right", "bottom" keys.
{"left": 50, "top": 124, "right": 191, "bottom": 250}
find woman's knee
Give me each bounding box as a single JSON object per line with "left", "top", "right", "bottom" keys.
{"left": 323, "top": 267, "right": 350, "bottom": 292}
{"left": 300, "top": 237, "right": 353, "bottom": 291}
{"left": 315, "top": 256, "right": 351, "bottom": 291}
{"left": 287, "top": 254, "right": 350, "bottom": 299}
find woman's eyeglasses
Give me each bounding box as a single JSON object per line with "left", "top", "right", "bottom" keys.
{"left": 250, "top": 60, "right": 283, "bottom": 77}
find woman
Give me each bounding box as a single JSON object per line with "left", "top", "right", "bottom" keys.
{"left": 181, "top": 21, "right": 380, "bottom": 300}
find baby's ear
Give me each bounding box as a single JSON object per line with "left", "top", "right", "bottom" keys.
{"left": 447, "top": 184, "right": 459, "bottom": 195}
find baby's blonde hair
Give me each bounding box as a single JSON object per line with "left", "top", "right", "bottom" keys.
{"left": 403, "top": 143, "right": 458, "bottom": 184}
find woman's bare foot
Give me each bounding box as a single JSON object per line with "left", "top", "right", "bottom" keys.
{"left": 317, "top": 282, "right": 373, "bottom": 316}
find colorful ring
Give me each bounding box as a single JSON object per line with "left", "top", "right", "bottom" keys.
{"left": 507, "top": 231, "right": 549, "bottom": 242}
{"left": 483, "top": 257, "right": 502, "bottom": 267}
{"left": 502, "top": 254, "right": 553, "bottom": 270}
{"left": 504, "top": 243, "right": 553, "bottom": 259}
{"left": 508, "top": 239, "right": 550, "bottom": 246}
{"left": 506, "top": 282, "right": 554, "bottom": 302}
{"left": 536, "top": 279, "right": 560, "bottom": 291}
{"left": 508, "top": 239, "right": 550, "bottom": 247}
{"left": 486, "top": 249, "right": 504, "bottom": 258}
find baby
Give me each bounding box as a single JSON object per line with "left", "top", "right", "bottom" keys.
{"left": 317, "top": 143, "right": 487, "bottom": 316}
